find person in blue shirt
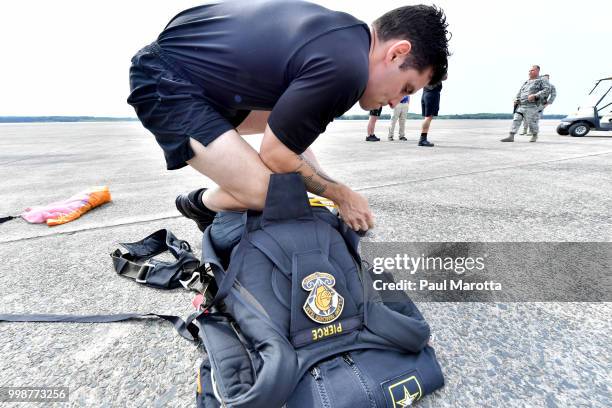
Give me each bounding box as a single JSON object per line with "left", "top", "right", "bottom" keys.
{"left": 127, "top": 1, "right": 450, "bottom": 233}
{"left": 388, "top": 95, "right": 410, "bottom": 141}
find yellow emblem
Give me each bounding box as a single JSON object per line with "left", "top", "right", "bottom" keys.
{"left": 388, "top": 376, "right": 422, "bottom": 407}
{"left": 302, "top": 272, "right": 344, "bottom": 324}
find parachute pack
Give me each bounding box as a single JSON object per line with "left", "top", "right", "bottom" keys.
{"left": 195, "top": 173, "right": 444, "bottom": 407}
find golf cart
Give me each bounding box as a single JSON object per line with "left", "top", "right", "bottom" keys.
{"left": 557, "top": 77, "right": 612, "bottom": 137}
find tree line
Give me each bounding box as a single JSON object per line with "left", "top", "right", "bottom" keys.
{"left": 337, "top": 113, "right": 566, "bottom": 120}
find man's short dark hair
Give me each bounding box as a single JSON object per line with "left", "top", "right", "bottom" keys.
{"left": 373, "top": 5, "right": 450, "bottom": 85}
{"left": 533, "top": 65, "right": 541, "bottom": 70}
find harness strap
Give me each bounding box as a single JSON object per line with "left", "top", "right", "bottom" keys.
{"left": 0, "top": 309, "right": 237, "bottom": 344}
{"left": 111, "top": 229, "right": 201, "bottom": 289}
{"left": 0, "top": 312, "right": 201, "bottom": 343}
{"left": 0, "top": 215, "right": 17, "bottom": 224}
{"left": 111, "top": 249, "right": 156, "bottom": 282}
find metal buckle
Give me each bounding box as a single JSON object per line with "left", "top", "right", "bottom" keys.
{"left": 180, "top": 271, "right": 201, "bottom": 291}
{"left": 180, "top": 268, "right": 213, "bottom": 299}
{"left": 135, "top": 262, "right": 153, "bottom": 283}
{"left": 179, "top": 241, "right": 192, "bottom": 252}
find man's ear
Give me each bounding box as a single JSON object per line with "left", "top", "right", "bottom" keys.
{"left": 385, "top": 40, "right": 412, "bottom": 65}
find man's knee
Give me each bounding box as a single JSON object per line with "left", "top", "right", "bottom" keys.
{"left": 187, "top": 131, "right": 272, "bottom": 211}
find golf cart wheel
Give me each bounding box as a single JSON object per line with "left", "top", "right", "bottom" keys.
{"left": 556, "top": 125, "right": 569, "bottom": 136}
{"left": 569, "top": 122, "right": 590, "bottom": 137}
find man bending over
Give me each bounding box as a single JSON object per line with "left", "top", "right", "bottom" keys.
{"left": 127, "top": 1, "right": 450, "bottom": 233}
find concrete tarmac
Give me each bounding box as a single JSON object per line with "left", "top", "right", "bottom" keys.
{"left": 0, "top": 120, "right": 610, "bottom": 407}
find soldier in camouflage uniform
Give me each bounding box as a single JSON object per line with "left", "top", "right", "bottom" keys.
{"left": 521, "top": 74, "right": 557, "bottom": 135}
{"left": 501, "top": 65, "right": 550, "bottom": 142}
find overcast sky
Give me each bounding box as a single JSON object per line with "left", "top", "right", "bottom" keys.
{"left": 1, "top": 0, "right": 610, "bottom": 117}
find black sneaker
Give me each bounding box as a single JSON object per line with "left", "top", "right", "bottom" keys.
{"left": 399, "top": 136, "right": 408, "bottom": 141}
{"left": 175, "top": 189, "right": 216, "bottom": 232}
{"left": 366, "top": 134, "right": 380, "bottom": 142}
{"left": 418, "top": 140, "right": 434, "bottom": 147}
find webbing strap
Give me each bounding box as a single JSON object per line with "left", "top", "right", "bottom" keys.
{"left": 110, "top": 229, "right": 201, "bottom": 289}
{"left": 0, "top": 312, "right": 200, "bottom": 343}
{"left": 0, "top": 215, "right": 17, "bottom": 224}
{"left": 207, "top": 244, "right": 245, "bottom": 307}
{"left": 201, "top": 221, "right": 251, "bottom": 309}
{"left": 111, "top": 249, "right": 155, "bottom": 282}
{"left": 261, "top": 174, "right": 313, "bottom": 225}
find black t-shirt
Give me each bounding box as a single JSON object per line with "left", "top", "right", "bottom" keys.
{"left": 157, "top": 0, "right": 371, "bottom": 154}
{"left": 423, "top": 83, "right": 443, "bottom": 93}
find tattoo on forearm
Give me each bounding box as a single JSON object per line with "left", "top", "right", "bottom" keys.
{"left": 302, "top": 174, "right": 327, "bottom": 195}
{"left": 294, "top": 154, "right": 338, "bottom": 195}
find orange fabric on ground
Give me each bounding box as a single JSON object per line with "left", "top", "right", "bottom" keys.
{"left": 46, "top": 186, "right": 112, "bottom": 226}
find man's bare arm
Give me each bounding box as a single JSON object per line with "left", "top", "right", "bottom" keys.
{"left": 294, "top": 150, "right": 339, "bottom": 196}
{"left": 260, "top": 131, "right": 348, "bottom": 202}
{"left": 259, "top": 125, "right": 373, "bottom": 231}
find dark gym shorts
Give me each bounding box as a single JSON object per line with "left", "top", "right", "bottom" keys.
{"left": 127, "top": 42, "right": 250, "bottom": 170}
{"left": 421, "top": 91, "right": 441, "bottom": 117}
{"left": 369, "top": 107, "right": 382, "bottom": 117}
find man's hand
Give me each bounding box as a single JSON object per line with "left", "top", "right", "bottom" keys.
{"left": 260, "top": 125, "right": 375, "bottom": 232}
{"left": 527, "top": 94, "right": 537, "bottom": 102}
{"left": 335, "top": 188, "right": 374, "bottom": 232}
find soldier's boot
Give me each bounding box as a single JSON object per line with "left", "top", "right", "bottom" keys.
{"left": 529, "top": 134, "right": 538, "bottom": 142}
{"left": 500, "top": 133, "right": 515, "bottom": 142}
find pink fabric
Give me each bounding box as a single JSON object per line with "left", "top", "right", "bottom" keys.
{"left": 22, "top": 194, "right": 90, "bottom": 223}
{"left": 21, "top": 186, "right": 110, "bottom": 225}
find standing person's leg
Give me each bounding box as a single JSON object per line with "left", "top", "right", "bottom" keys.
{"left": 388, "top": 106, "right": 399, "bottom": 140}
{"left": 521, "top": 116, "right": 528, "bottom": 135}
{"left": 502, "top": 107, "right": 524, "bottom": 142}
{"left": 419, "top": 116, "right": 434, "bottom": 146}
{"left": 421, "top": 116, "right": 433, "bottom": 133}
{"left": 419, "top": 92, "right": 437, "bottom": 146}
{"left": 527, "top": 107, "right": 540, "bottom": 142}
{"left": 527, "top": 108, "right": 544, "bottom": 135}
{"left": 366, "top": 108, "right": 381, "bottom": 141}
{"left": 367, "top": 115, "right": 378, "bottom": 135}
{"left": 532, "top": 108, "right": 544, "bottom": 136}
{"left": 398, "top": 103, "right": 408, "bottom": 140}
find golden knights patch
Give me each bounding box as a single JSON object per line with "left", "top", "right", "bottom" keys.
{"left": 383, "top": 373, "right": 422, "bottom": 407}
{"left": 302, "top": 272, "right": 344, "bottom": 324}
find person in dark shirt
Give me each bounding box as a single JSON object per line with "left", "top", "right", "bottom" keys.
{"left": 127, "top": 1, "right": 450, "bottom": 233}
{"left": 366, "top": 108, "right": 383, "bottom": 141}
{"left": 419, "top": 74, "right": 447, "bottom": 147}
